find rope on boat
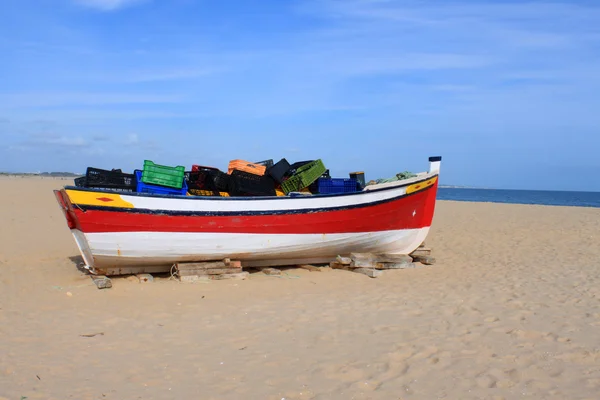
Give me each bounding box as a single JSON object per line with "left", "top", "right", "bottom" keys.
{"left": 169, "top": 264, "right": 179, "bottom": 281}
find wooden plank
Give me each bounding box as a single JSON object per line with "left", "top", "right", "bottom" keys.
{"left": 179, "top": 272, "right": 249, "bottom": 282}
{"left": 350, "top": 252, "right": 383, "bottom": 268}
{"left": 297, "top": 264, "right": 321, "bottom": 272}
{"left": 350, "top": 268, "right": 382, "bottom": 278}
{"left": 261, "top": 268, "right": 282, "bottom": 276}
{"left": 97, "top": 265, "right": 171, "bottom": 276}
{"left": 177, "top": 261, "right": 228, "bottom": 270}
{"left": 412, "top": 255, "right": 436, "bottom": 265}
{"left": 351, "top": 252, "right": 412, "bottom": 264}
{"left": 91, "top": 275, "right": 112, "bottom": 289}
{"left": 377, "top": 262, "right": 417, "bottom": 269}
{"left": 410, "top": 248, "right": 432, "bottom": 257}
{"left": 335, "top": 255, "right": 352, "bottom": 265}
{"left": 373, "top": 253, "right": 413, "bottom": 264}
{"left": 178, "top": 267, "right": 242, "bottom": 276}
{"left": 209, "top": 272, "right": 249, "bottom": 280}
{"left": 351, "top": 259, "right": 384, "bottom": 269}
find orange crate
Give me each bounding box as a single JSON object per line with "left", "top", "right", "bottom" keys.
{"left": 227, "top": 159, "right": 266, "bottom": 176}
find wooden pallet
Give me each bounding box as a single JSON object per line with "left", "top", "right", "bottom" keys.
{"left": 175, "top": 259, "right": 248, "bottom": 282}
{"left": 330, "top": 247, "right": 435, "bottom": 278}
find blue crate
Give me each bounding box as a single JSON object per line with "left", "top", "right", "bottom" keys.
{"left": 315, "top": 177, "right": 358, "bottom": 194}
{"left": 134, "top": 170, "right": 187, "bottom": 196}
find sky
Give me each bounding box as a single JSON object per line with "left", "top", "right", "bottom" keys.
{"left": 1, "top": 0, "right": 599, "bottom": 191}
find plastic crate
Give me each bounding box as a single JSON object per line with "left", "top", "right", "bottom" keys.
{"left": 314, "top": 178, "right": 358, "bottom": 194}
{"left": 212, "top": 170, "right": 231, "bottom": 192}
{"left": 191, "top": 164, "right": 219, "bottom": 172}
{"left": 266, "top": 158, "right": 291, "bottom": 184}
{"left": 84, "top": 167, "right": 136, "bottom": 190}
{"left": 255, "top": 159, "right": 274, "bottom": 168}
{"left": 227, "top": 159, "right": 267, "bottom": 176}
{"left": 185, "top": 170, "right": 220, "bottom": 195}
{"left": 284, "top": 160, "right": 313, "bottom": 178}
{"left": 228, "top": 170, "right": 276, "bottom": 196}
{"left": 281, "top": 159, "right": 326, "bottom": 194}
{"left": 141, "top": 160, "right": 185, "bottom": 189}
{"left": 349, "top": 171, "right": 365, "bottom": 189}
{"left": 74, "top": 176, "right": 87, "bottom": 187}
{"left": 135, "top": 170, "right": 187, "bottom": 196}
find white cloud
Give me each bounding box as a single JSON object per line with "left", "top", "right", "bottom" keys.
{"left": 74, "top": 0, "right": 147, "bottom": 11}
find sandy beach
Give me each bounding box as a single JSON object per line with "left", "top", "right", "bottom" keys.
{"left": 1, "top": 176, "right": 599, "bottom": 400}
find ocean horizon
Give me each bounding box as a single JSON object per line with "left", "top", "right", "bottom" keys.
{"left": 437, "top": 187, "right": 600, "bottom": 208}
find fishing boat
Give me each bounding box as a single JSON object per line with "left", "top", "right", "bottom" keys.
{"left": 54, "top": 156, "right": 442, "bottom": 275}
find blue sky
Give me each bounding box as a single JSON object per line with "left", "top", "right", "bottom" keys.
{"left": 1, "top": 0, "right": 599, "bottom": 191}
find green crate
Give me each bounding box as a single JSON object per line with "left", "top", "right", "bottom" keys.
{"left": 141, "top": 160, "right": 186, "bottom": 189}
{"left": 281, "top": 159, "right": 326, "bottom": 194}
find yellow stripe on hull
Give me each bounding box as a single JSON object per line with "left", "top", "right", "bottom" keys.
{"left": 406, "top": 176, "right": 437, "bottom": 195}
{"left": 65, "top": 189, "right": 135, "bottom": 208}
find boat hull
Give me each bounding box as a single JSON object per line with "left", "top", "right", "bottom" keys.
{"left": 84, "top": 228, "right": 430, "bottom": 268}
{"left": 54, "top": 161, "right": 441, "bottom": 275}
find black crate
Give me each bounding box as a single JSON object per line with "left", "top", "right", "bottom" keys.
{"left": 185, "top": 170, "right": 220, "bottom": 196}
{"left": 85, "top": 167, "right": 136, "bottom": 190}
{"left": 255, "top": 159, "right": 274, "bottom": 168}
{"left": 213, "top": 170, "right": 231, "bottom": 192}
{"left": 228, "top": 170, "right": 276, "bottom": 196}
{"left": 267, "top": 158, "right": 291, "bottom": 183}
{"left": 186, "top": 170, "right": 217, "bottom": 189}
{"left": 74, "top": 176, "right": 87, "bottom": 187}
{"left": 285, "top": 160, "right": 314, "bottom": 178}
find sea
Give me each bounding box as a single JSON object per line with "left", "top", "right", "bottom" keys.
{"left": 437, "top": 188, "right": 600, "bottom": 208}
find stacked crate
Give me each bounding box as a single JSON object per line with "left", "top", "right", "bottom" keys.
{"left": 280, "top": 159, "right": 326, "bottom": 194}
{"left": 136, "top": 160, "right": 187, "bottom": 195}
{"left": 75, "top": 167, "right": 136, "bottom": 192}
{"left": 227, "top": 159, "right": 277, "bottom": 197}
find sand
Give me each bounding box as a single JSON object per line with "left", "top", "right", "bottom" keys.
{"left": 1, "top": 176, "right": 599, "bottom": 400}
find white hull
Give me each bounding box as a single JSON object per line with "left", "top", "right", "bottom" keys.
{"left": 76, "top": 227, "right": 429, "bottom": 272}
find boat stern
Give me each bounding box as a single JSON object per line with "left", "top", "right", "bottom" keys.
{"left": 428, "top": 156, "right": 442, "bottom": 174}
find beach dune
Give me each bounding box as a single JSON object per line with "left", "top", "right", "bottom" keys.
{"left": 1, "top": 176, "right": 599, "bottom": 399}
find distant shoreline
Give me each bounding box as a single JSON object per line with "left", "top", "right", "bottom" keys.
{"left": 0, "top": 172, "right": 82, "bottom": 178}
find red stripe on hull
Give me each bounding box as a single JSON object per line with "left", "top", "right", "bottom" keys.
{"left": 74, "top": 184, "right": 438, "bottom": 234}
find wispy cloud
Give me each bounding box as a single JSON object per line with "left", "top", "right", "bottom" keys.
{"left": 124, "top": 133, "right": 139, "bottom": 145}
{"left": 0, "top": 93, "right": 182, "bottom": 108}
{"left": 124, "top": 68, "right": 218, "bottom": 83}
{"left": 74, "top": 0, "right": 148, "bottom": 11}
{"left": 12, "top": 132, "right": 89, "bottom": 151}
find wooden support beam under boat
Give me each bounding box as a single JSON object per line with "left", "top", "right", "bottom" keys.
{"left": 175, "top": 260, "right": 244, "bottom": 280}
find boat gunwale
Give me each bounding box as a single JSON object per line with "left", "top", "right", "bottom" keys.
{"left": 72, "top": 185, "right": 436, "bottom": 216}
{"left": 63, "top": 172, "right": 438, "bottom": 202}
